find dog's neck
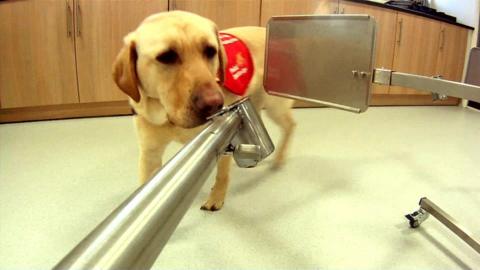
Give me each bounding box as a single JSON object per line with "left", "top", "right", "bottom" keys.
{"left": 129, "top": 94, "right": 168, "bottom": 126}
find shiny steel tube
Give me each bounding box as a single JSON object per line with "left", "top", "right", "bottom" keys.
{"left": 419, "top": 198, "right": 480, "bottom": 254}
{"left": 53, "top": 111, "right": 242, "bottom": 270}
{"left": 373, "top": 68, "right": 480, "bottom": 103}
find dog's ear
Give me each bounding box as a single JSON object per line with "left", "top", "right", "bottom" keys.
{"left": 112, "top": 41, "right": 141, "bottom": 103}
{"left": 216, "top": 30, "right": 227, "bottom": 84}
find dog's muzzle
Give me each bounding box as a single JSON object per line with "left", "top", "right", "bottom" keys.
{"left": 191, "top": 83, "right": 224, "bottom": 118}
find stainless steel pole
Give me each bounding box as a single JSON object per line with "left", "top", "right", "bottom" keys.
{"left": 373, "top": 68, "right": 480, "bottom": 103}
{"left": 419, "top": 198, "right": 480, "bottom": 254}
{"left": 53, "top": 108, "right": 243, "bottom": 270}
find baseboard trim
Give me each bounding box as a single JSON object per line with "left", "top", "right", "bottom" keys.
{"left": 293, "top": 94, "right": 459, "bottom": 108}
{"left": 0, "top": 95, "right": 460, "bottom": 123}
{"left": 370, "top": 94, "right": 459, "bottom": 106}
{"left": 0, "top": 101, "right": 133, "bottom": 123}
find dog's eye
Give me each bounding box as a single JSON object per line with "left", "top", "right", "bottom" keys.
{"left": 204, "top": 46, "right": 217, "bottom": 59}
{"left": 156, "top": 50, "right": 179, "bottom": 64}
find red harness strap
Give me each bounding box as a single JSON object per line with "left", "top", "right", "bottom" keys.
{"left": 218, "top": 32, "right": 254, "bottom": 96}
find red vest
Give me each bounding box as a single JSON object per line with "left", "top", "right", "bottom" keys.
{"left": 218, "top": 32, "right": 254, "bottom": 96}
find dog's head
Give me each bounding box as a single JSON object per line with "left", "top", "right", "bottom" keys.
{"left": 113, "top": 11, "right": 226, "bottom": 128}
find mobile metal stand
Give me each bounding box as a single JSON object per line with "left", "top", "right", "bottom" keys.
{"left": 53, "top": 98, "right": 274, "bottom": 270}
{"left": 405, "top": 198, "right": 480, "bottom": 254}
{"left": 264, "top": 15, "right": 480, "bottom": 256}
{"left": 376, "top": 49, "right": 480, "bottom": 255}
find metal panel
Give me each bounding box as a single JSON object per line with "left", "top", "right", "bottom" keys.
{"left": 465, "top": 47, "right": 480, "bottom": 86}
{"left": 264, "top": 15, "right": 376, "bottom": 113}
{"left": 465, "top": 47, "right": 480, "bottom": 109}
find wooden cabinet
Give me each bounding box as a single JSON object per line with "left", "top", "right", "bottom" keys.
{"left": 0, "top": 0, "right": 167, "bottom": 121}
{"left": 436, "top": 23, "right": 469, "bottom": 82}
{"left": 390, "top": 13, "right": 442, "bottom": 95}
{"left": 0, "top": 0, "right": 473, "bottom": 121}
{"left": 0, "top": 0, "right": 78, "bottom": 108}
{"left": 340, "top": 2, "right": 467, "bottom": 105}
{"left": 261, "top": 0, "right": 338, "bottom": 26}
{"left": 171, "top": 0, "right": 261, "bottom": 29}
{"left": 340, "top": 1, "right": 397, "bottom": 95}
{"left": 387, "top": 13, "right": 465, "bottom": 105}
{"left": 75, "top": 0, "right": 167, "bottom": 103}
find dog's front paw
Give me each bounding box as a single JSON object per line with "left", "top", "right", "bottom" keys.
{"left": 271, "top": 155, "right": 286, "bottom": 170}
{"left": 201, "top": 196, "right": 225, "bottom": 211}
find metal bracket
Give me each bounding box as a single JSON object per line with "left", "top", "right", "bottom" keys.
{"left": 373, "top": 68, "right": 392, "bottom": 86}
{"left": 211, "top": 97, "right": 274, "bottom": 168}
{"left": 405, "top": 207, "right": 430, "bottom": 228}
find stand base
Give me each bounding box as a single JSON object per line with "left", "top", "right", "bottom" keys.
{"left": 405, "top": 197, "right": 480, "bottom": 254}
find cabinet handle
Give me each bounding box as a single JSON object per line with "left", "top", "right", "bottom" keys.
{"left": 66, "top": 0, "right": 73, "bottom": 38}
{"left": 397, "top": 18, "right": 403, "bottom": 46}
{"left": 439, "top": 28, "right": 445, "bottom": 50}
{"left": 76, "top": 2, "right": 82, "bottom": 37}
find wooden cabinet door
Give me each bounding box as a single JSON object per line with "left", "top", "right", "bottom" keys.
{"left": 390, "top": 13, "right": 442, "bottom": 95}
{"left": 0, "top": 0, "right": 78, "bottom": 108}
{"left": 172, "top": 0, "right": 261, "bottom": 30}
{"left": 75, "top": 0, "right": 168, "bottom": 103}
{"left": 436, "top": 23, "right": 468, "bottom": 82}
{"left": 340, "top": 1, "right": 397, "bottom": 94}
{"left": 261, "top": 0, "right": 338, "bottom": 26}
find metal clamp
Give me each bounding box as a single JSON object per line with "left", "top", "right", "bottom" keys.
{"left": 209, "top": 97, "right": 274, "bottom": 168}
{"left": 232, "top": 144, "right": 262, "bottom": 168}
{"left": 405, "top": 207, "right": 430, "bottom": 228}
{"left": 372, "top": 68, "right": 392, "bottom": 85}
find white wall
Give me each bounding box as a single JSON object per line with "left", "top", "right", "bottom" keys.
{"left": 430, "top": 0, "right": 478, "bottom": 27}
{"left": 367, "top": 0, "right": 478, "bottom": 28}
{"left": 365, "top": 0, "right": 479, "bottom": 46}
{"left": 430, "top": 0, "right": 478, "bottom": 47}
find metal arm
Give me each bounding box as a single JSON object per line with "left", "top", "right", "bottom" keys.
{"left": 373, "top": 68, "right": 480, "bottom": 103}
{"left": 53, "top": 98, "right": 274, "bottom": 270}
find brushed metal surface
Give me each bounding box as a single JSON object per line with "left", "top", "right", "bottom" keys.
{"left": 465, "top": 47, "right": 480, "bottom": 86}
{"left": 53, "top": 98, "right": 273, "bottom": 270}
{"left": 264, "top": 15, "right": 376, "bottom": 113}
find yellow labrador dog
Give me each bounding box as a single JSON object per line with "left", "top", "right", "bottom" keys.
{"left": 113, "top": 11, "right": 295, "bottom": 211}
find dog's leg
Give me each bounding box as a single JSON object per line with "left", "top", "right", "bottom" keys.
{"left": 201, "top": 155, "right": 232, "bottom": 211}
{"left": 265, "top": 100, "right": 296, "bottom": 168}
{"left": 135, "top": 116, "right": 172, "bottom": 184}
{"left": 138, "top": 146, "right": 168, "bottom": 184}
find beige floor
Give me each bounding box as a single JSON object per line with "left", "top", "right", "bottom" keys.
{"left": 1, "top": 106, "right": 479, "bottom": 269}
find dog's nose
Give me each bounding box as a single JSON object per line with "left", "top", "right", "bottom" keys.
{"left": 192, "top": 83, "right": 224, "bottom": 117}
